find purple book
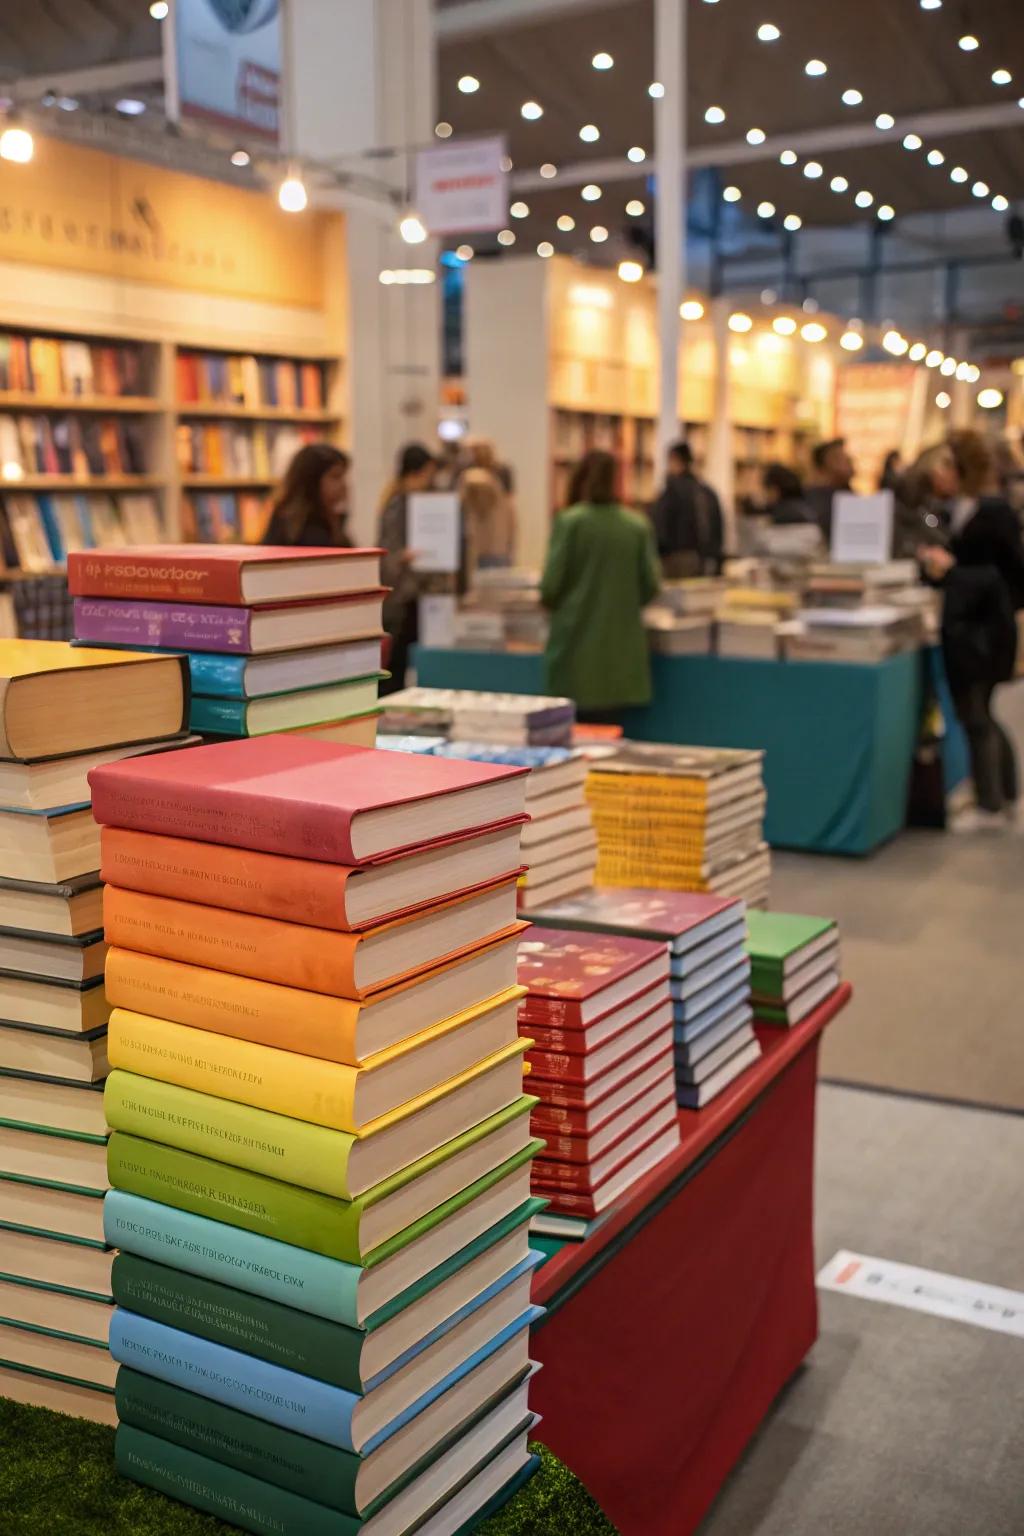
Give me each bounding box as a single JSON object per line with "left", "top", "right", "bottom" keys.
{"left": 74, "top": 597, "right": 257, "bottom": 653}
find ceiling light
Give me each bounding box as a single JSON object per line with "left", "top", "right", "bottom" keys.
{"left": 500, "top": 155, "right": 513, "bottom": 172}
{"left": 149, "top": 0, "right": 169, "bottom": 17}
{"left": 909, "top": 342, "right": 928, "bottom": 361}
{"left": 881, "top": 330, "right": 906, "bottom": 355}
{"left": 649, "top": 82, "right": 665, "bottom": 98}
{"left": 230, "top": 148, "right": 251, "bottom": 167}
{"left": 920, "top": 0, "right": 942, "bottom": 8}
{"left": 903, "top": 134, "right": 922, "bottom": 150}
{"left": 801, "top": 321, "right": 827, "bottom": 343}
{"left": 626, "top": 199, "right": 646, "bottom": 216}
{"left": 537, "top": 241, "right": 554, "bottom": 258}
{"left": 0, "top": 125, "right": 33, "bottom": 163}
{"left": 978, "top": 388, "right": 1004, "bottom": 409}
{"left": 972, "top": 181, "right": 990, "bottom": 198}
{"left": 705, "top": 105, "right": 726, "bottom": 124}
{"left": 510, "top": 200, "right": 529, "bottom": 218}
{"left": 497, "top": 229, "right": 516, "bottom": 246}
{"left": 579, "top": 124, "right": 600, "bottom": 142}
{"left": 783, "top": 213, "right": 803, "bottom": 231}
{"left": 830, "top": 175, "right": 849, "bottom": 192}
{"left": 458, "top": 75, "right": 479, "bottom": 93}
{"left": 935, "top": 391, "right": 951, "bottom": 409}
{"left": 557, "top": 214, "right": 576, "bottom": 231}
{"left": 116, "top": 98, "right": 146, "bottom": 115}
{"left": 965, "top": 365, "right": 981, "bottom": 383}
{"left": 540, "top": 162, "right": 557, "bottom": 178}
{"left": 618, "top": 259, "right": 644, "bottom": 283}
{"left": 955, "top": 361, "right": 971, "bottom": 381}
{"left": 992, "top": 194, "right": 1009, "bottom": 212}
{"left": 950, "top": 166, "right": 968, "bottom": 183}
{"left": 773, "top": 315, "right": 798, "bottom": 335}
{"left": 723, "top": 185, "right": 742, "bottom": 202}
{"left": 680, "top": 300, "right": 705, "bottom": 321}
{"left": 589, "top": 225, "right": 609, "bottom": 242}
{"left": 927, "top": 149, "right": 945, "bottom": 165}
{"left": 747, "top": 127, "right": 766, "bottom": 145}
{"left": 757, "top": 200, "right": 776, "bottom": 218}
{"left": 581, "top": 183, "right": 602, "bottom": 201}
{"left": 842, "top": 88, "right": 863, "bottom": 105}
{"left": 875, "top": 113, "right": 895, "bottom": 130}
{"left": 455, "top": 245, "right": 474, "bottom": 261}
{"left": 804, "top": 161, "right": 823, "bottom": 179}
{"left": 758, "top": 23, "right": 781, "bottom": 42}
{"left": 728, "top": 313, "right": 753, "bottom": 333}
{"left": 940, "top": 356, "right": 957, "bottom": 375}
{"left": 627, "top": 146, "right": 647, "bottom": 163}
{"left": 56, "top": 96, "right": 78, "bottom": 111}
{"left": 592, "top": 52, "right": 614, "bottom": 70}
{"left": 854, "top": 189, "right": 874, "bottom": 208}
{"left": 780, "top": 150, "right": 798, "bottom": 165}
{"left": 958, "top": 34, "right": 979, "bottom": 52}
{"left": 278, "top": 173, "right": 308, "bottom": 213}
{"left": 379, "top": 268, "right": 435, "bottom": 286}
{"left": 840, "top": 330, "right": 865, "bottom": 351}
{"left": 521, "top": 100, "right": 543, "bottom": 120}
{"left": 399, "top": 211, "right": 428, "bottom": 244}
{"left": 878, "top": 204, "right": 895, "bottom": 221}
{"left": 992, "top": 69, "right": 1012, "bottom": 86}
{"left": 925, "top": 349, "right": 943, "bottom": 368}
{"left": 435, "top": 121, "right": 453, "bottom": 138}
{"left": 805, "top": 59, "right": 827, "bottom": 76}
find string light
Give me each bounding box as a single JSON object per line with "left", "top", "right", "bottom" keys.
{"left": 965, "top": 365, "right": 981, "bottom": 383}
{"left": 618, "top": 259, "right": 644, "bottom": 283}
{"left": 497, "top": 229, "right": 516, "bottom": 246}
{"left": 803, "top": 161, "right": 823, "bottom": 178}
{"left": 925, "top": 349, "right": 943, "bottom": 368}
{"left": 230, "top": 148, "right": 251, "bottom": 167}
{"left": 875, "top": 113, "right": 895, "bottom": 130}
{"left": 757, "top": 200, "right": 776, "bottom": 218}
{"left": 972, "top": 180, "right": 990, "bottom": 198}
{"left": 927, "top": 149, "right": 945, "bottom": 166}
{"left": 521, "top": 101, "right": 543, "bottom": 120}
{"left": 435, "top": 122, "right": 453, "bottom": 139}
{"left": 840, "top": 330, "right": 864, "bottom": 351}
{"left": 801, "top": 322, "right": 828, "bottom": 343}
{"left": 780, "top": 150, "right": 798, "bottom": 165}
{"left": 992, "top": 69, "right": 1012, "bottom": 86}
{"left": 589, "top": 225, "right": 609, "bottom": 242}
{"left": 510, "top": 201, "right": 529, "bottom": 218}
{"left": 278, "top": 172, "right": 308, "bottom": 213}
{"left": 680, "top": 300, "right": 705, "bottom": 320}
{"left": 920, "top": 1, "right": 942, "bottom": 9}
{"left": 977, "top": 388, "right": 1004, "bottom": 409}
{"left": 883, "top": 330, "right": 909, "bottom": 355}
{"left": 805, "top": 59, "right": 828, "bottom": 76}
{"left": 842, "top": 88, "right": 863, "bottom": 105}
{"left": 722, "top": 186, "right": 742, "bottom": 202}
{"left": 746, "top": 127, "right": 766, "bottom": 145}
{"left": 955, "top": 362, "right": 971, "bottom": 381}
{"left": 557, "top": 214, "right": 576, "bottom": 231}
{"left": 626, "top": 199, "right": 646, "bottom": 216}
{"left": 878, "top": 204, "right": 896, "bottom": 220}
{"left": 855, "top": 189, "right": 874, "bottom": 208}
{"left": 592, "top": 52, "right": 614, "bottom": 70}
{"left": 627, "top": 146, "right": 647, "bottom": 163}
{"left": 830, "top": 175, "right": 849, "bottom": 192}
{"left": 936, "top": 391, "right": 951, "bottom": 409}
{"left": 728, "top": 313, "right": 753, "bottom": 333}
{"left": 903, "top": 134, "right": 922, "bottom": 150}
{"left": 149, "top": 1, "right": 169, "bottom": 17}
{"left": 757, "top": 23, "right": 781, "bottom": 41}
{"left": 579, "top": 124, "right": 600, "bottom": 142}
{"left": 537, "top": 241, "right": 554, "bottom": 258}
{"left": 773, "top": 315, "right": 798, "bottom": 335}
{"left": 540, "top": 163, "right": 557, "bottom": 178}
{"left": 992, "top": 194, "right": 1009, "bottom": 212}
{"left": 939, "top": 356, "right": 957, "bottom": 375}
{"left": 950, "top": 166, "right": 969, "bottom": 183}
{"left": 0, "top": 126, "right": 32, "bottom": 165}
{"left": 581, "top": 184, "right": 602, "bottom": 201}
{"left": 705, "top": 106, "right": 726, "bottom": 124}
{"left": 455, "top": 245, "right": 474, "bottom": 261}
{"left": 909, "top": 343, "right": 928, "bottom": 361}
{"left": 649, "top": 82, "right": 665, "bottom": 98}
{"left": 958, "top": 34, "right": 979, "bottom": 52}
{"left": 458, "top": 75, "right": 479, "bottom": 93}
{"left": 783, "top": 213, "right": 802, "bottom": 231}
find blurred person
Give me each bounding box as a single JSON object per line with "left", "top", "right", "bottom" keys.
{"left": 879, "top": 449, "right": 904, "bottom": 493}
{"left": 541, "top": 448, "right": 660, "bottom": 720}
{"left": 461, "top": 467, "right": 516, "bottom": 576}
{"left": 805, "top": 437, "right": 855, "bottom": 540}
{"left": 992, "top": 437, "right": 1024, "bottom": 514}
{"left": 377, "top": 442, "right": 438, "bottom": 694}
{"left": 463, "top": 435, "right": 515, "bottom": 497}
{"left": 893, "top": 444, "right": 954, "bottom": 558}
{"left": 652, "top": 440, "right": 724, "bottom": 577}
{"left": 918, "top": 429, "right": 1024, "bottom": 829}
{"left": 263, "top": 443, "right": 353, "bottom": 546}
{"left": 754, "top": 463, "right": 824, "bottom": 558}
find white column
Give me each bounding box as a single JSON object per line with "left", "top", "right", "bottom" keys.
{"left": 706, "top": 295, "right": 735, "bottom": 550}
{"left": 654, "top": 0, "right": 686, "bottom": 469}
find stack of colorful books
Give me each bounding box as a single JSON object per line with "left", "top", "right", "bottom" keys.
{"left": 69, "top": 546, "right": 387, "bottom": 745}
{"left": 584, "top": 744, "right": 770, "bottom": 906}
{"left": 380, "top": 689, "right": 575, "bottom": 748}
{"left": 528, "top": 889, "right": 761, "bottom": 1110}
{"left": 516, "top": 927, "right": 679, "bottom": 1241}
{"left": 0, "top": 639, "right": 189, "bottom": 1425}
{"left": 88, "top": 736, "right": 545, "bottom": 1531}
{"left": 746, "top": 911, "right": 840, "bottom": 1026}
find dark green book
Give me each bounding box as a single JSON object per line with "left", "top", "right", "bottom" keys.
{"left": 746, "top": 910, "right": 837, "bottom": 995}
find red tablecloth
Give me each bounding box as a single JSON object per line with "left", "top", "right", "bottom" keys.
{"left": 528, "top": 985, "right": 851, "bottom": 1536}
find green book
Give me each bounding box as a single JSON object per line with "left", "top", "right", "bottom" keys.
{"left": 107, "top": 1130, "right": 542, "bottom": 1266}
{"left": 746, "top": 910, "right": 837, "bottom": 992}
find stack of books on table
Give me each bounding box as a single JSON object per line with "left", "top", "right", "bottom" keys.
{"left": 746, "top": 910, "right": 840, "bottom": 1026}
{"left": 715, "top": 590, "right": 797, "bottom": 661}
{"left": 782, "top": 606, "right": 922, "bottom": 664}
{"left": 89, "top": 736, "right": 545, "bottom": 1531}
{"left": 0, "top": 638, "right": 189, "bottom": 1426}
{"left": 379, "top": 689, "right": 575, "bottom": 748}
{"left": 68, "top": 546, "right": 387, "bottom": 745}
{"left": 584, "top": 744, "right": 771, "bottom": 906}
{"left": 515, "top": 927, "right": 679, "bottom": 1242}
{"left": 528, "top": 889, "right": 761, "bottom": 1112}
{"left": 803, "top": 560, "right": 921, "bottom": 609}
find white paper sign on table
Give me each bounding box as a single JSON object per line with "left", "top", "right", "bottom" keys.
{"left": 830, "top": 491, "right": 894, "bottom": 564}
{"left": 418, "top": 594, "right": 457, "bottom": 649}
{"left": 817, "top": 1249, "right": 1024, "bottom": 1338}
{"left": 409, "top": 493, "right": 461, "bottom": 573}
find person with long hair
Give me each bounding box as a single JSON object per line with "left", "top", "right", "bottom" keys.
{"left": 541, "top": 448, "right": 660, "bottom": 720}
{"left": 263, "top": 443, "right": 353, "bottom": 546}
{"left": 377, "top": 441, "right": 438, "bottom": 694}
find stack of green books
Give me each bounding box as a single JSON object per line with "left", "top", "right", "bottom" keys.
{"left": 746, "top": 911, "right": 840, "bottom": 1027}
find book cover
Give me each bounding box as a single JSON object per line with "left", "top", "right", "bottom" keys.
{"left": 530, "top": 887, "right": 742, "bottom": 945}
{"left": 68, "top": 547, "right": 383, "bottom": 605}
{"left": 746, "top": 910, "right": 836, "bottom": 969}
{"left": 188, "top": 683, "right": 383, "bottom": 738}
{"left": 73, "top": 595, "right": 385, "bottom": 656}
{"left": 515, "top": 929, "right": 667, "bottom": 1026}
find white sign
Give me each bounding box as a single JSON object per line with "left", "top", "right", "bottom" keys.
{"left": 818, "top": 1250, "right": 1024, "bottom": 1338}
{"left": 409, "top": 493, "right": 461, "bottom": 573}
{"left": 170, "top": 0, "right": 281, "bottom": 144}
{"left": 414, "top": 137, "right": 508, "bottom": 236}
{"left": 418, "top": 594, "right": 458, "bottom": 649}
{"left": 830, "top": 491, "right": 894, "bottom": 564}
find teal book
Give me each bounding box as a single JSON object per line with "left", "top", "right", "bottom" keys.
{"left": 189, "top": 675, "right": 384, "bottom": 737}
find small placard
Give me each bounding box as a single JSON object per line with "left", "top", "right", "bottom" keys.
{"left": 409, "top": 493, "right": 460, "bottom": 574}
{"left": 830, "top": 491, "right": 894, "bottom": 564}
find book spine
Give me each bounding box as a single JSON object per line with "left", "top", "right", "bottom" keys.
{"left": 531, "top": 1160, "right": 599, "bottom": 1191}
{"left": 107, "top": 1132, "right": 364, "bottom": 1263}
{"left": 104, "top": 1065, "right": 360, "bottom": 1190}
{"left": 101, "top": 887, "right": 360, "bottom": 997}
{"left": 521, "top": 1047, "right": 586, "bottom": 1083}
{"left": 527, "top": 1131, "right": 589, "bottom": 1164}
{"left": 517, "top": 1023, "right": 591, "bottom": 1055}
{"left": 189, "top": 697, "right": 249, "bottom": 735}
{"left": 529, "top": 1104, "right": 596, "bottom": 1135}
{"left": 102, "top": 947, "right": 362, "bottom": 1063}
{"left": 183, "top": 653, "right": 248, "bottom": 698}
{"left": 112, "top": 1253, "right": 366, "bottom": 1391}
{"left": 68, "top": 552, "right": 243, "bottom": 604}
{"left": 114, "top": 1368, "right": 361, "bottom": 1516}
{"left": 103, "top": 1190, "right": 362, "bottom": 1325}
{"left": 73, "top": 598, "right": 254, "bottom": 654}
{"left": 516, "top": 998, "right": 584, "bottom": 1027}
{"left": 532, "top": 1187, "right": 598, "bottom": 1217}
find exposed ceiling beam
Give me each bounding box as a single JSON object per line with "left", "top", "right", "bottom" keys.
{"left": 436, "top": 0, "right": 623, "bottom": 42}
{"left": 7, "top": 55, "right": 164, "bottom": 101}
{"left": 512, "top": 101, "right": 1024, "bottom": 192}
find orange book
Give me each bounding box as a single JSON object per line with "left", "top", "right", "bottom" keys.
{"left": 300, "top": 362, "right": 322, "bottom": 410}
{"left": 102, "top": 877, "right": 523, "bottom": 999}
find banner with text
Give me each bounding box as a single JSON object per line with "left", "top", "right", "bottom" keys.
{"left": 171, "top": 0, "right": 281, "bottom": 144}
{"left": 415, "top": 137, "right": 508, "bottom": 236}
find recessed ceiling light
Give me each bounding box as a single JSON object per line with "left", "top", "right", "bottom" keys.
{"left": 56, "top": 96, "right": 78, "bottom": 111}
{"left": 728, "top": 313, "right": 753, "bottom": 333}
{"left": 705, "top": 106, "right": 726, "bottom": 124}
{"left": 626, "top": 199, "right": 646, "bottom": 217}
{"left": 497, "top": 229, "right": 516, "bottom": 246}
{"left": 649, "top": 82, "right": 665, "bottom": 98}
{"left": 801, "top": 322, "right": 828, "bottom": 343}
{"left": 773, "top": 316, "right": 798, "bottom": 336}
{"left": 972, "top": 180, "right": 990, "bottom": 198}
{"left": 992, "top": 69, "right": 1012, "bottom": 86}
{"left": 589, "top": 225, "right": 609, "bottom": 243}
{"left": 149, "top": 0, "right": 169, "bottom": 17}
{"left": 920, "top": 0, "right": 942, "bottom": 8}
{"left": 757, "top": 200, "right": 776, "bottom": 218}
{"left": 435, "top": 121, "right": 453, "bottom": 138}
{"left": 830, "top": 175, "right": 849, "bottom": 192}
{"left": 557, "top": 214, "right": 576, "bottom": 231}
{"left": 955, "top": 361, "right": 971, "bottom": 381}
{"left": 458, "top": 75, "right": 479, "bottom": 93}
{"left": 456, "top": 244, "right": 474, "bottom": 261}
{"left": 965, "top": 365, "right": 981, "bottom": 383}
{"left": 992, "top": 194, "right": 1009, "bottom": 212}
{"left": 840, "top": 330, "right": 865, "bottom": 351}
{"left": 978, "top": 388, "right": 1005, "bottom": 409}
{"left": 883, "top": 330, "right": 909, "bottom": 355}
{"left": 842, "top": 88, "right": 863, "bottom": 106}
{"left": 940, "top": 356, "right": 957, "bottom": 375}
{"left": 116, "top": 98, "right": 146, "bottom": 115}
{"left": 854, "top": 189, "right": 874, "bottom": 207}
{"left": 780, "top": 150, "right": 798, "bottom": 165}
{"left": 521, "top": 100, "right": 543, "bottom": 120}
{"left": 935, "top": 391, "right": 951, "bottom": 409}
{"left": 510, "top": 200, "right": 529, "bottom": 218}
{"left": 903, "top": 133, "right": 922, "bottom": 150}
{"left": 592, "top": 52, "right": 614, "bottom": 70}
{"left": 805, "top": 59, "right": 827, "bottom": 76}
{"left": 950, "top": 165, "right": 969, "bottom": 183}
{"left": 581, "top": 183, "right": 602, "bottom": 201}
{"left": 758, "top": 23, "right": 781, "bottom": 42}
{"left": 579, "top": 124, "right": 600, "bottom": 142}
{"left": 537, "top": 241, "right": 554, "bottom": 258}
{"left": 746, "top": 127, "right": 766, "bottom": 145}
{"left": 803, "top": 160, "right": 823, "bottom": 178}
{"left": 618, "top": 259, "right": 644, "bottom": 283}
{"left": 722, "top": 185, "right": 742, "bottom": 202}
{"left": 540, "top": 162, "right": 557, "bottom": 178}
{"left": 926, "top": 148, "right": 945, "bottom": 165}
{"left": 627, "top": 146, "right": 647, "bottom": 163}
{"left": 875, "top": 113, "right": 895, "bottom": 130}
{"left": 909, "top": 342, "right": 928, "bottom": 361}
{"left": 958, "top": 34, "right": 979, "bottom": 52}
{"left": 680, "top": 299, "right": 705, "bottom": 320}
{"left": 925, "top": 350, "right": 943, "bottom": 367}
{"left": 877, "top": 204, "right": 895, "bottom": 220}
{"left": 783, "top": 213, "right": 802, "bottom": 231}
{"left": 230, "top": 148, "right": 251, "bottom": 167}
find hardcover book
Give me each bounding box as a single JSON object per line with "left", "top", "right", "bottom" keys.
{"left": 515, "top": 929, "right": 668, "bottom": 1027}
{"left": 67, "top": 545, "right": 383, "bottom": 605}
{"left": 73, "top": 593, "right": 388, "bottom": 657}
{"left": 529, "top": 887, "right": 743, "bottom": 953}
{"left": 746, "top": 910, "right": 838, "bottom": 981}
{"left": 189, "top": 677, "right": 384, "bottom": 739}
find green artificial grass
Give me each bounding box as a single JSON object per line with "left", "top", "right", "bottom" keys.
{"left": 0, "top": 1395, "right": 619, "bottom": 1535}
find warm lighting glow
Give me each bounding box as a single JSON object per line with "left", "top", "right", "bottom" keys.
{"left": 592, "top": 52, "right": 614, "bottom": 70}
{"left": 230, "top": 148, "right": 251, "bottom": 167}
{"left": 705, "top": 105, "right": 726, "bottom": 124}
{"left": 855, "top": 189, "right": 874, "bottom": 208}
{"left": 927, "top": 149, "right": 945, "bottom": 166}
{"left": 557, "top": 214, "right": 576, "bottom": 231}
{"left": 992, "top": 194, "right": 1009, "bottom": 212}
{"left": 746, "top": 127, "right": 766, "bottom": 145}
{"left": 589, "top": 225, "right": 609, "bottom": 242}
{"left": 805, "top": 59, "right": 827, "bottom": 76}
{"left": 783, "top": 213, "right": 802, "bottom": 231}
{"left": 878, "top": 204, "right": 895, "bottom": 221}
{"left": 925, "top": 349, "right": 943, "bottom": 368}
{"left": 757, "top": 200, "right": 776, "bottom": 218}
{"left": 649, "top": 82, "right": 665, "bottom": 98}
{"left": 773, "top": 315, "right": 798, "bottom": 335}
{"left": 434, "top": 121, "right": 453, "bottom": 138}
{"left": 618, "top": 259, "right": 644, "bottom": 283}
{"left": 497, "top": 229, "right": 516, "bottom": 246}
{"left": 581, "top": 183, "right": 602, "bottom": 201}
{"left": 920, "top": 0, "right": 942, "bottom": 9}
{"left": 842, "top": 88, "right": 863, "bottom": 105}
{"left": 1, "top": 460, "right": 24, "bottom": 481}
{"left": 955, "top": 362, "right": 971, "bottom": 381}
{"left": 399, "top": 211, "right": 427, "bottom": 243}
{"left": 780, "top": 150, "right": 798, "bottom": 165}
{"left": 537, "top": 241, "right": 554, "bottom": 258}
{"left": 831, "top": 175, "right": 849, "bottom": 192}
{"left": 909, "top": 342, "right": 928, "bottom": 361}
{"left": 458, "top": 75, "right": 479, "bottom": 93}
{"left": 149, "top": 0, "right": 169, "bottom": 17}
{"left": 501, "top": 156, "right": 513, "bottom": 172}
{"left": 680, "top": 300, "right": 705, "bottom": 321}
{"left": 883, "top": 330, "right": 909, "bottom": 355}
{"left": 278, "top": 174, "right": 308, "bottom": 213}
{"left": 758, "top": 23, "right": 781, "bottom": 42}
{"left": 840, "top": 330, "right": 865, "bottom": 351}
{"left": 958, "top": 34, "right": 979, "bottom": 51}
{"left": 627, "top": 146, "right": 647, "bottom": 163}
{"left": 972, "top": 181, "right": 990, "bottom": 198}
{"left": 803, "top": 160, "right": 823, "bottom": 178}
{"left": 510, "top": 200, "right": 529, "bottom": 218}
{"left": 935, "top": 391, "right": 951, "bottom": 409}
{"left": 992, "top": 69, "right": 1012, "bottom": 87}
{"left": 965, "top": 364, "right": 981, "bottom": 383}
{"left": 521, "top": 100, "right": 543, "bottom": 120}
{"left": 723, "top": 185, "right": 742, "bottom": 202}
{"left": 540, "top": 162, "right": 557, "bottom": 178}
{"left": 876, "top": 113, "right": 895, "bottom": 130}
{"left": 626, "top": 199, "right": 646, "bottom": 217}
{"left": 801, "top": 322, "right": 828, "bottom": 343}
{"left": 940, "top": 356, "right": 957, "bottom": 376}
{"left": 977, "top": 387, "right": 1004, "bottom": 409}
{"left": 950, "top": 166, "right": 969, "bottom": 183}
{"left": 378, "top": 269, "right": 435, "bottom": 285}
{"left": 728, "top": 312, "right": 754, "bottom": 333}
{"left": 571, "top": 284, "right": 613, "bottom": 309}
{"left": 579, "top": 124, "right": 600, "bottom": 142}
{"left": 455, "top": 245, "right": 474, "bottom": 261}
{"left": 903, "top": 133, "right": 922, "bottom": 150}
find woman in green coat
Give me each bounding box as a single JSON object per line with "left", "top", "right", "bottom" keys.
{"left": 541, "top": 449, "right": 661, "bottom": 716}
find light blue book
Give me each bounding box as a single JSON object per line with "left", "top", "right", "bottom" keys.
{"left": 672, "top": 963, "right": 751, "bottom": 1025}
{"left": 36, "top": 495, "right": 65, "bottom": 563}
{"left": 375, "top": 736, "right": 446, "bottom": 754}
{"left": 670, "top": 949, "right": 750, "bottom": 1004}
{"left": 668, "top": 921, "right": 746, "bottom": 979}
{"left": 433, "top": 743, "right": 575, "bottom": 769}
{"left": 108, "top": 1302, "right": 542, "bottom": 1454}
{"left": 674, "top": 1003, "right": 753, "bottom": 1063}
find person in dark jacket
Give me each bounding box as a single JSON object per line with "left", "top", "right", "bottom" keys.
{"left": 377, "top": 442, "right": 438, "bottom": 694}
{"left": 919, "top": 431, "right": 1024, "bottom": 828}
{"left": 652, "top": 441, "right": 724, "bottom": 577}
{"left": 263, "top": 443, "right": 353, "bottom": 546}
{"left": 762, "top": 463, "right": 816, "bottom": 525}
{"left": 805, "top": 437, "right": 854, "bottom": 540}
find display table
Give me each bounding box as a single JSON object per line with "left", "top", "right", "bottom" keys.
{"left": 415, "top": 647, "right": 919, "bottom": 854}
{"left": 527, "top": 984, "right": 852, "bottom": 1536}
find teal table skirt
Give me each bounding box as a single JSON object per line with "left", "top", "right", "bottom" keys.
{"left": 414, "top": 646, "right": 922, "bottom": 855}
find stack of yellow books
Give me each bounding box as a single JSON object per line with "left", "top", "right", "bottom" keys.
{"left": 86, "top": 736, "right": 544, "bottom": 1532}
{"left": 585, "top": 743, "right": 770, "bottom": 906}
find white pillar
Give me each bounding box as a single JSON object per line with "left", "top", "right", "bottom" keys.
{"left": 654, "top": 0, "right": 686, "bottom": 470}
{"left": 706, "top": 295, "right": 736, "bottom": 550}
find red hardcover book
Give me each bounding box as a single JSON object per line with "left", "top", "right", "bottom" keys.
{"left": 533, "top": 1073, "right": 676, "bottom": 1164}
{"left": 517, "top": 929, "right": 668, "bottom": 1027}
{"left": 533, "top": 1098, "right": 678, "bottom": 1189}
{"left": 90, "top": 738, "right": 530, "bottom": 866}
{"left": 525, "top": 996, "right": 673, "bottom": 1084}
{"left": 67, "top": 545, "right": 384, "bottom": 605}
{"left": 530, "top": 1046, "right": 675, "bottom": 1135}
{"left": 533, "top": 1113, "right": 681, "bottom": 1213}
{"left": 517, "top": 974, "right": 668, "bottom": 1054}
{"left": 527, "top": 1032, "right": 672, "bottom": 1112}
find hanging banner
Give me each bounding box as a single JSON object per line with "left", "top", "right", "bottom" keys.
{"left": 169, "top": 0, "right": 281, "bottom": 144}
{"left": 414, "top": 137, "right": 508, "bottom": 236}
